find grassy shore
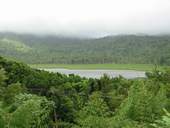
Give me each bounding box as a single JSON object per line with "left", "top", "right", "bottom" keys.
{"left": 29, "top": 64, "right": 169, "bottom": 71}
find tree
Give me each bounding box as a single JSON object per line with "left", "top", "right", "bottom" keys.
{"left": 116, "top": 80, "right": 167, "bottom": 123}
{"left": 0, "top": 68, "right": 7, "bottom": 99}
{"left": 8, "top": 94, "right": 54, "bottom": 128}
{"left": 3, "top": 82, "right": 24, "bottom": 105}
{"left": 0, "top": 108, "right": 5, "bottom": 128}
{"left": 0, "top": 68, "right": 7, "bottom": 86}
{"left": 74, "top": 92, "right": 111, "bottom": 128}
{"left": 152, "top": 109, "right": 170, "bottom": 128}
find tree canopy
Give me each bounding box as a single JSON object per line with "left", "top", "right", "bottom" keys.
{"left": 0, "top": 56, "right": 169, "bottom": 127}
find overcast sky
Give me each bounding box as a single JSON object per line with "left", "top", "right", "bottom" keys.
{"left": 0, "top": 0, "right": 170, "bottom": 37}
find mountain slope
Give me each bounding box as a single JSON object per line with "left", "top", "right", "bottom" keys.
{"left": 0, "top": 38, "right": 32, "bottom": 52}
{"left": 0, "top": 32, "right": 170, "bottom": 65}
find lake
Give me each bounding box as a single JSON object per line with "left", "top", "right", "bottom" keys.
{"left": 41, "top": 68, "right": 146, "bottom": 79}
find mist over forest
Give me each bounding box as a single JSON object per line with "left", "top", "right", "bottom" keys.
{"left": 0, "top": 32, "right": 170, "bottom": 65}
{"left": 0, "top": 0, "right": 170, "bottom": 128}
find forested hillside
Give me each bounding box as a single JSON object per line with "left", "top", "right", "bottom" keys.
{"left": 1, "top": 32, "right": 170, "bottom": 65}
{"left": 0, "top": 56, "right": 170, "bottom": 127}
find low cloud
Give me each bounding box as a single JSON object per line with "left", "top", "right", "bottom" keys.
{"left": 0, "top": 0, "right": 170, "bottom": 37}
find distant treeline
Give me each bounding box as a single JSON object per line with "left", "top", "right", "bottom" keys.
{"left": 0, "top": 32, "right": 170, "bottom": 65}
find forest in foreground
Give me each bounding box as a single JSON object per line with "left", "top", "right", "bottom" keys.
{"left": 0, "top": 56, "right": 170, "bottom": 128}
{"left": 1, "top": 32, "right": 170, "bottom": 65}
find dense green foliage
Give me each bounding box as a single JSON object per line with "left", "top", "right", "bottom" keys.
{"left": 1, "top": 32, "right": 170, "bottom": 65}
{"left": 0, "top": 56, "right": 169, "bottom": 127}
{"left": 152, "top": 109, "right": 170, "bottom": 128}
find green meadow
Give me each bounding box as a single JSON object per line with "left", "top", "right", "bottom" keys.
{"left": 29, "top": 63, "right": 169, "bottom": 71}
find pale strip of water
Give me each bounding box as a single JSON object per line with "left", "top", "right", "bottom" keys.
{"left": 41, "top": 68, "right": 146, "bottom": 79}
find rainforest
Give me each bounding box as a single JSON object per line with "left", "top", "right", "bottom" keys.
{"left": 0, "top": 56, "right": 170, "bottom": 128}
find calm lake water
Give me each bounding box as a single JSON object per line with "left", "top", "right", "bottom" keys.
{"left": 41, "top": 68, "right": 146, "bottom": 79}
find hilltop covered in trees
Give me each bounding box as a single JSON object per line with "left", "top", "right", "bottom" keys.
{"left": 1, "top": 32, "right": 170, "bottom": 65}
{"left": 0, "top": 56, "right": 170, "bottom": 127}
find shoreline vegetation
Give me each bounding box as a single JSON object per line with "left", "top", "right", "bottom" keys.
{"left": 29, "top": 63, "right": 169, "bottom": 71}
